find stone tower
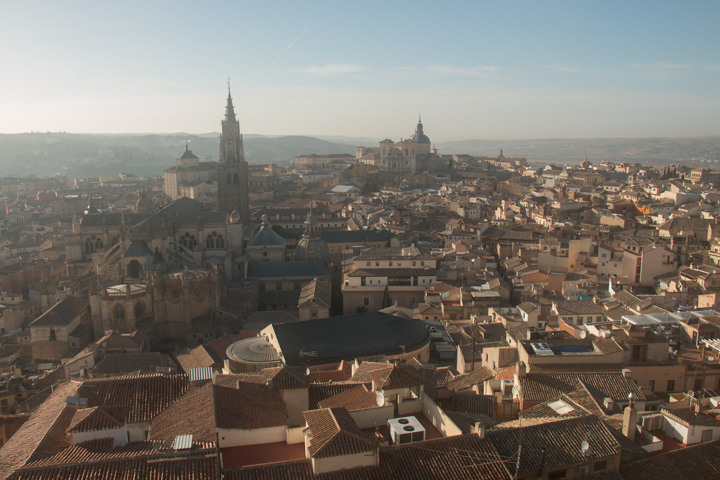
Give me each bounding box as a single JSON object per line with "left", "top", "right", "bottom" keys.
{"left": 216, "top": 86, "right": 249, "bottom": 222}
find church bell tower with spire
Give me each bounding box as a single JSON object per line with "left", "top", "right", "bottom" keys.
{"left": 216, "top": 84, "right": 249, "bottom": 222}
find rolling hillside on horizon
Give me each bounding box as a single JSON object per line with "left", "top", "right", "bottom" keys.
{"left": 0, "top": 133, "right": 718, "bottom": 180}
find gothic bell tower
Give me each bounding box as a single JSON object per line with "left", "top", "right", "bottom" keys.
{"left": 216, "top": 85, "right": 249, "bottom": 222}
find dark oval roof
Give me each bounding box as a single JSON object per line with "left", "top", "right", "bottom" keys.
{"left": 272, "top": 312, "right": 431, "bottom": 366}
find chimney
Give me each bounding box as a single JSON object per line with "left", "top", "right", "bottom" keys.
{"left": 622, "top": 392, "right": 638, "bottom": 441}
{"left": 604, "top": 397, "right": 615, "bottom": 411}
{"left": 475, "top": 423, "right": 485, "bottom": 439}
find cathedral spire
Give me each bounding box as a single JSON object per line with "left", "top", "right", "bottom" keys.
{"left": 225, "top": 85, "right": 237, "bottom": 123}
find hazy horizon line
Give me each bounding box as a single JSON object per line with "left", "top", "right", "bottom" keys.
{"left": 2, "top": 131, "right": 719, "bottom": 143}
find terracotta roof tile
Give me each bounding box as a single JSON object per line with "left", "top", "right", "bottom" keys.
{"left": 350, "top": 361, "right": 391, "bottom": 384}
{"left": 619, "top": 439, "right": 720, "bottom": 479}
{"left": 318, "top": 385, "right": 379, "bottom": 412}
{"left": 68, "top": 406, "right": 126, "bottom": 433}
{"left": 369, "top": 365, "right": 424, "bottom": 390}
{"left": 10, "top": 441, "right": 219, "bottom": 480}
{"left": 446, "top": 367, "right": 494, "bottom": 392}
{"left": 308, "top": 383, "right": 365, "bottom": 410}
{"left": 303, "top": 408, "right": 376, "bottom": 459}
{"left": 78, "top": 374, "right": 189, "bottom": 424}
{"left": 213, "top": 383, "right": 286, "bottom": 430}
{"left": 0, "top": 381, "right": 80, "bottom": 480}
{"left": 520, "top": 372, "right": 645, "bottom": 409}
{"left": 150, "top": 380, "right": 216, "bottom": 442}
{"left": 487, "top": 416, "right": 619, "bottom": 477}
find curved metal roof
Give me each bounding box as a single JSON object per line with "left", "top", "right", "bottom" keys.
{"left": 226, "top": 336, "right": 281, "bottom": 364}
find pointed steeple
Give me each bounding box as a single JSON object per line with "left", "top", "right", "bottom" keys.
{"left": 225, "top": 86, "right": 237, "bottom": 123}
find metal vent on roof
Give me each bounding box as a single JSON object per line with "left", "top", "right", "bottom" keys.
{"left": 398, "top": 418, "right": 410, "bottom": 424}
{"left": 403, "top": 425, "right": 415, "bottom": 431}
{"left": 188, "top": 367, "right": 213, "bottom": 382}
{"left": 173, "top": 434, "right": 193, "bottom": 451}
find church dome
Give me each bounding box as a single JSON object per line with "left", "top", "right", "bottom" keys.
{"left": 180, "top": 144, "right": 199, "bottom": 160}
{"left": 411, "top": 116, "right": 431, "bottom": 144}
{"left": 248, "top": 215, "right": 286, "bottom": 247}
{"left": 293, "top": 211, "right": 330, "bottom": 266}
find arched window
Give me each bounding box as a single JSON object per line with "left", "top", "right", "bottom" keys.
{"left": 114, "top": 304, "right": 125, "bottom": 322}
{"left": 128, "top": 260, "right": 142, "bottom": 278}
{"left": 180, "top": 232, "right": 196, "bottom": 249}
{"left": 134, "top": 302, "right": 145, "bottom": 319}
{"left": 49, "top": 328, "right": 57, "bottom": 341}
{"left": 85, "top": 238, "right": 95, "bottom": 254}
{"left": 110, "top": 236, "right": 119, "bottom": 246}
{"left": 227, "top": 174, "right": 232, "bottom": 184}
{"left": 95, "top": 237, "right": 103, "bottom": 250}
{"left": 206, "top": 231, "right": 223, "bottom": 249}
{"left": 233, "top": 173, "right": 239, "bottom": 183}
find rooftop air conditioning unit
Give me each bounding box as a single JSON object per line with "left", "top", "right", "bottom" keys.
{"left": 387, "top": 416, "right": 426, "bottom": 445}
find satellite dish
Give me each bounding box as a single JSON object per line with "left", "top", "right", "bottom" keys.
{"left": 512, "top": 386, "right": 519, "bottom": 397}
{"left": 581, "top": 440, "right": 590, "bottom": 456}
{"left": 305, "top": 367, "right": 310, "bottom": 376}
{"left": 376, "top": 391, "right": 385, "bottom": 407}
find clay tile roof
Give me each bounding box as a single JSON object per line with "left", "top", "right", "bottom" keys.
{"left": 446, "top": 367, "right": 495, "bottom": 393}
{"left": 213, "top": 383, "right": 286, "bottom": 430}
{"left": 68, "top": 406, "right": 127, "bottom": 433}
{"left": 308, "top": 383, "right": 365, "bottom": 410}
{"left": 350, "top": 361, "right": 392, "bottom": 384}
{"left": 619, "top": 439, "right": 720, "bottom": 479}
{"left": 369, "top": 365, "right": 424, "bottom": 390}
{"left": 303, "top": 408, "right": 376, "bottom": 459}
{"left": 263, "top": 366, "right": 309, "bottom": 389}
{"left": 13, "top": 440, "right": 219, "bottom": 479}
{"left": 450, "top": 392, "right": 496, "bottom": 417}
{"left": 318, "top": 385, "right": 379, "bottom": 412}
{"left": 0, "top": 381, "right": 80, "bottom": 480}
{"left": 520, "top": 372, "right": 645, "bottom": 407}
{"left": 77, "top": 374, "right": 189, "bottom": 424}
{"left": 487, "top": 416, "right": 619, "bottom": 478}
{"left": 150, "top": 380, "right": 216, "bottom": 442}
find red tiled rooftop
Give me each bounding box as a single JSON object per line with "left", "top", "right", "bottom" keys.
{"left": 221, "top": 441, "right": 306, "bottom": 468}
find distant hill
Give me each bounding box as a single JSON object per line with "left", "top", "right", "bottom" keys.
{"left": 0, "top": 133, "right": 718, "bottom": 180}
{"left": 0, "top": 133, "right": 357, "bottom": 179}
{"left": 436, "top": 137, "right": 720, "bottom": 166}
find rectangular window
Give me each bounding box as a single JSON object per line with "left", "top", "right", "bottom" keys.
{"left": 275, "top": 282, "right": 282, "bottom": 291}
{"left": 364, "top": 298, "right": 369, "bottom": 306}
{"left": 401, "top": 385, "right": 420, "bottom": 400}
{"left": 649, "top": 379, "right": 655, "bottom": 391}
{"left": 593, "top": 460, "right": 607, "bottom": 472}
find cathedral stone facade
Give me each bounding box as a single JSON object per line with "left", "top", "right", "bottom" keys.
{"left": 356, "top": 117, "right": 438, "bottom": 176}
{"left": 216, "top": 88, "right": 250, "bottom": 223}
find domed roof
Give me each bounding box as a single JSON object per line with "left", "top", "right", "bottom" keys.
{"left": 180, "top": 143, "right": 199, "bottom": 160}
{"left": 226, "top": 336, "right": 281, "bottom": 364}
{"left": 294, "top": 236, "right": 330, "bottom": 264}
{"left": 293, "top": 211, "right": 329, "bottom": 264}
{"left": 248, "top": 214, "right": 286, "bottom": 247}
{"left": 411, "top": 116, "right": 431, "bottom": 144}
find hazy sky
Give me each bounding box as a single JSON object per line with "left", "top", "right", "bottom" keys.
{"left": 2, "top": 1, "right": 719, "bottom": 141}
